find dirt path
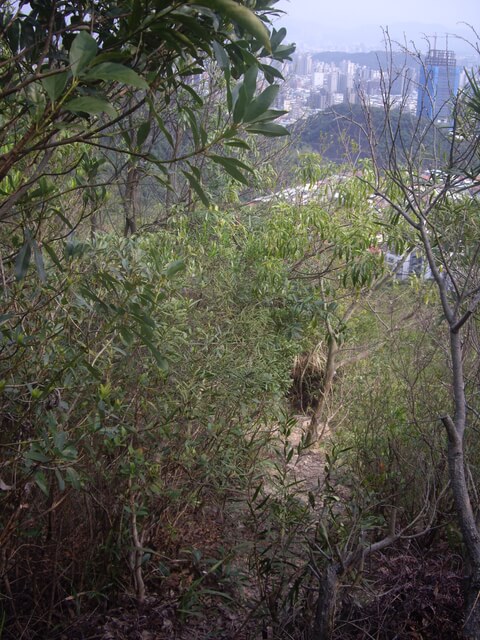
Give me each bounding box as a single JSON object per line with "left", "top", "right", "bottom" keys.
{"left": 286, "top": 415, "right": 328, "bottom": 497}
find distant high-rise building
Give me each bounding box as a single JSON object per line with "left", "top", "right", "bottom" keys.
{"left": 312, "top": 71, "right": 325, "bottom": 88}
{"left": 294, "top": 53, "right": 313, "bottom": 77}
{"left": 416, "top": 49, "right": 460, "bottom": 122}
{"left": 327, "top": 70, "right": 339, "bottom": 93}
{"left": 308, "top": 89, "right": 329, "bottom": 110}
{"left": 344, "top": 88, "right": 357, "bottom": 105}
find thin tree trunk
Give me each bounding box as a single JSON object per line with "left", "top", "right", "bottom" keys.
{"left": 308, "top": 336, "right": 337, "bottom": 442}
{"left": 124, "top": 164, "right": 140, "bottom": 236}
{"left": 421, "top": 224, "right": 480, "bottom": 638}
{"left": 442, "top": 332, "right": 480, "bottom": 639}
{"left": 358, "top": 48, "right": 480, "bottom": 634}
{"left": 307, "top": 292, "right": 364, "bottom": 443}
{"left": 128, "top": 483, "right": 145, "bottom": 605}
{"left": 311, "top": 564, "right": 340, "bottom": 640}
{"left": 90, "top": 212, "right": 98, "bottom": 241}
{"left": 311, "top": 515, "right": 400, "bottom": 639}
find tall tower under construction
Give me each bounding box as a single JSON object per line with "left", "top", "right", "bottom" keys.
{"left": 416, "top": 48, "right": 460, "bottom": 122}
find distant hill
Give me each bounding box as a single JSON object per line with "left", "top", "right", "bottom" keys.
{"left": 294, "top": 103, "right": 450, "bottom": 167}
{"left": 280, "top": 18, "right": 477, "bottom": 56}
{"left": 312, "top": 50, "right": 417, "bottom": 70}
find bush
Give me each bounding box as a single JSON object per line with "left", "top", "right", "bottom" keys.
{"left": 0, "top": 212, "right": 303, "bottom": 637}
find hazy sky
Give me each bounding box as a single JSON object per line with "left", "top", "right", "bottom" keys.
{"left": 276, "top": 0, "right": 479, "bottom": 47}
{"left": 276, "top": 0, "right": 478, "bottom": 29}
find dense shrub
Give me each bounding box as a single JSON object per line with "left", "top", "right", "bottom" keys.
{"left": 0, "top": 211, "right": 304, "bottom": 637}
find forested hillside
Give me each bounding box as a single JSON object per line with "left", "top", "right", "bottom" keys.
{"left": 1, "top": 2, "right": 480, "bottom": 639}
{"left": 295, "top": 103, "right": 450, "bottom": 166}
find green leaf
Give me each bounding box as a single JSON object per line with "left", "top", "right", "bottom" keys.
{"left": 191, "top": 0, "right": 271, "bottom": 53}
{"left": 244, "top": 65, "right": 258, "bottom": 101}
{"left": 25, "top": 449, "right": 50, "bottom": 463}
{"left": 55, "top": 468, "right": 65, "bottom": 492}
{"left": 65, "top": 467, "right": 81, "bottom": 490}
{"left": 165, "top": 259, "right": 186, "bottom": 278}
{"left": 181, "top": 105, "right": 201, "bottom": 149}
{"left": 246, "top": 122, "right": 290, "bottom": 137}
{"left": 121, "top": 129, "right": 132, "bottom": 147}
{"left": 209, "top": 155, "right": 252, "bottom": 185}
{"left": 32, "top": 239, "right": 47, "bottom": 283}
{"left": 137, "top": 121, "right": 151, "bottom": 147}
{"left": 270, "top": 42, "right": 295, "bottom": 61}
{"left": 119, "top": 326, "right": 135, "bottom": 347}
{"left": 89, "top": 51, "right": 131, "bottom": 65}
{"left": 181, "top": 82, "right": 203, "bottom": 106}
{"left": 270, "top": 27, "right": 287, "bottom": 51}
{"left": 42, "top": 70, "right": 69, "bottom": 102}
{"left": 261, "top": 63, "right": 284, "bottom": 82}
{"left": 232, "top": 83, "right": 248, "bottom": 124}
{"left": 83, "top": 362, "right": 102, "bottom": 380}
{"left": 252, "top": 483, "right": 262, "bottom": 501}
{"left": 248, "top": 108, "right": 288, "bottom": 123}
{"left": 64, "top": 97, "right": 117, "bottom": 118}
{"left": 212, "top": 41, "right": 229, "bottom": 70}
{"left": 15, "top": 237, "right": 32, "bottom": 281}
{"left": 244, "top": 84, "right": 280, "bottom": 123}
{"left": 61, "top": 445, "right": 78, "bottom": 460}
{"left": 182, "top": 170, "right": 210, "bottom": 207}
{"left": 84, "top": 62, "right": 148, "bottom": 89}
{"left": 139, "top": 333, "right": 169, "bottom": 371}
{"left": 35, "top": 471, "right": 49, "bottom": 497}
{"left": 69, "top": 32, "right": 98, "bottom": 77}
{"left": 225, "top": 139, "right": 251, "bottom": 150}
{"left": 53, "top": 431, "right": 67, "bottom": 452}
{"left": 147, "top": 98, "right": 174, "bottom": 148}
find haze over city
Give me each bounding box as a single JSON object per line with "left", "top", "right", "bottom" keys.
{"left": 276, "top": 0, "right": 479, "bottom": 52}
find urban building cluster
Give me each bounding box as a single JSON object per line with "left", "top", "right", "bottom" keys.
{"left": 276, "top": 48, "right": 468, "bottom": 125}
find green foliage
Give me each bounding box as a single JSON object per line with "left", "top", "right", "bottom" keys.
{"left": 0, "top": 0, "right": 295, "bottom": 242}
{"left": 0, "top": 209, "right": 306, "bottom": 635}
{"left": 330, "top": 289, "right": 453, "bottom": 526}
{"left": 245, "top": 414, "right": 314, "bottom": 633}
{"left": 2, "top": 16, "right": 478, "bottom": 636}
{"left": 296, "top": 103, "right": 450, "bottom": 166}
